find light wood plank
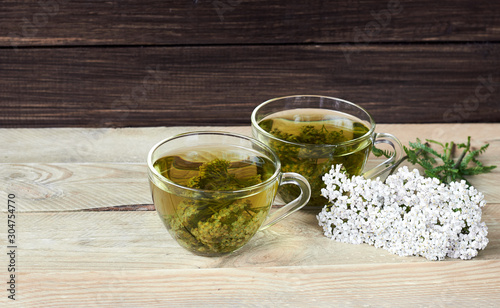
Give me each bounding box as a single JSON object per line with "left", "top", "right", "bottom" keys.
{"left": 0, "top": 126, "right": 249, "bottom": 163}
{"left": 2, "top": 124, "right": 498, "bottom": 163}
{"left": 3, "top": 126, "right": 229, "bottom": 163}
{"left": 4, "top": 206, "right": 498, "bottom": 273}
{"left": 1, "top": 124, "right": 498, "bottom": 212}
{"left": 1, "top": 125, "right": 499, "bottom": 306}
{"left": 2, "top": 160, "right": 498, "bottom": 213}
{"left": 8, "top": 260, "right": 500, "bottom": 306}
{"left": 1, "top": 163, "right": 150, "bottom": 212}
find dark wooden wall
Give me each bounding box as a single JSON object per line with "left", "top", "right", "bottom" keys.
{"left": 1, "top": 0, "right": 499, "bottom": 127}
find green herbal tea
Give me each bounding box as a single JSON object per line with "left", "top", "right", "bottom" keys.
{"left": 150, "top": 146, "right": 278, "bottom": 256}
{"left": 258, "top": 109, "right": 371, "bottom": 208}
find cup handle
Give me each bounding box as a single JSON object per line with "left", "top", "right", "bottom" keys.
{"left": 259, "top": 172, "right": 311, "bottom": 230}
{"left": 362, "top": 132, "right": 404, "bottom": 180}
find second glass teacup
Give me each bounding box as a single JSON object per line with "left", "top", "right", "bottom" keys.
{"left": 251, "top": 95, "right": 403, "bottom": 209}
{"left": 147, "top": 131, "right": 311, "bottom": 257}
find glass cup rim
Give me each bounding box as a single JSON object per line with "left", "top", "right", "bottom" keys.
{"left": 147, "top": 131, "right": 282, "bottom": 195}
{"left": 251, "top": 95, "right": 376, "bottom": 148}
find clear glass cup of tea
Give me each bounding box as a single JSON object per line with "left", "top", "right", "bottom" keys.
{"left": 251, "top": 95, "right": 403, "bottom": 209}
{"left": 147, "top": 131, "right": 311, "bottom": 257}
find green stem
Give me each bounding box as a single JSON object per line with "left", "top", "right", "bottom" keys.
{"left": 386, "top": 145, "right": 426, "bottom": 180}
{"left": 445, "top": 141, "right": 454, "bottom": 161}
{"left": 386, "top": 155, "right": 408, "bottom": 179}
{"left": 453, "top": 137, "right": 470, "bottom": 170}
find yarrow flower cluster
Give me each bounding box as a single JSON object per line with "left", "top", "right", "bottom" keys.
{"left": 317, "top": 165, "right": 489, "bottom": 260}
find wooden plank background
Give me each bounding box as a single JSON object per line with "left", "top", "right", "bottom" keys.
{"left": 2, "top": 124, "right": 500, "bottom": 306}
{"left": 1, "top": 0, "right": 499, "bottom": 127}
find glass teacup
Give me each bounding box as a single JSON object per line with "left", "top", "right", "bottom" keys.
{"left": 147, "top": 131, "right": 311, "bottom": 257}
{"left": 251, "top": 95, "right": 403, "bottom": 209}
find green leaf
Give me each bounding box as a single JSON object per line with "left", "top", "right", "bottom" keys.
{"left": 426, "top": 139, "right": 445, "bottom": 148}
{"left": 409, "top": 140, "right": 443, "bottom": 161}
{"left": 372, "top": 146, "right": 393, "bottom": 158}
{"left": 397, "top": 136, "right": 495, "bottom": 185}
{"left": 462, "top": 165, "right": 497, "bottom": 176}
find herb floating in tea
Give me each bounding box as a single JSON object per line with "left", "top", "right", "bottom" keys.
{"left": 318, "top": 165, "right": 489, "bottom": 260}
{"left": 269, "top": 125, "right": 348, "bottom": 145}
{"left": 187, "top": 158, "right": 262, "bottom": 191}
{"left": 152, "top": 155, "right": 276, "bottom": 256}
{"left": 167, "top": 194, "right": 268, "bottom": 255}
{"left": 259, "top": 116, "right": 371, "bottom": 207}
{"left": 373, "top": 136, "right": 496, "bottom": 184}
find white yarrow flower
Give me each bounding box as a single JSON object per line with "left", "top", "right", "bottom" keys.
{"left": 317, "top": 165, "right": 489, "bottom": 261}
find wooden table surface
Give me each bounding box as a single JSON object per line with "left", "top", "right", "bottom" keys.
{"left": 1, "top": 124, "right": 499, "bottom": 307}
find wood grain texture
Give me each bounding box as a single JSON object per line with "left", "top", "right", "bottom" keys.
{"left": 2, "top": 160, "right": 498, "bottom": 212}
{"left": 15, "top": 260, "right": 500, "bottom": 306}
{"left": 0, "top": 126, "right": 232, "bottom": 163}
{"left": 1, "top": 44, "right": 499, "bottom": 127}
{"left": 1, "top": 163, "right": 151, "bottom": 212}
{"left": 5, "top": 203, "right": 500, "bottom": 273}
{"left": 1, "top": 0, "right": 500, "bottom": 128}
{"left": 1, "top": 125, "right": 500, "bottom": 306}
{"left": 3, "top": 124, "right": 499, "bottom": 163}
{"left": 4, "top": 201, "right": 500, "bottom": 304}
{"left": 5, "top": 208, "right": 498, "bottom": 306}
{"left": 1, "top": 124, "right": 498, "bottom": 212}
{"left": 1, "top": 0, "right": 499, "bottom": 47}
{"left": 8, "top": 257, "right": 500, "bottom": 306}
